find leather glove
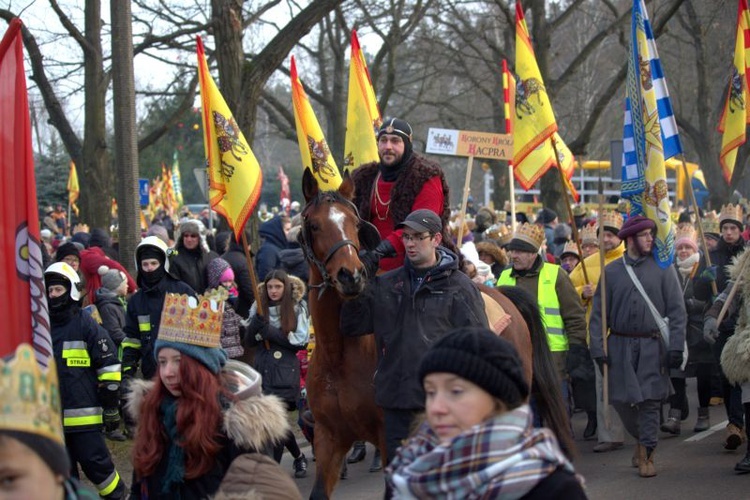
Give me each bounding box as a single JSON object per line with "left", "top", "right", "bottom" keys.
{"left": 103, "top": 407, "right": 120, "bottom": 432}
{"left": 593, "top": 355, "right": 610, "bottom": 372}
{"left": 703, "top": 316, "right": 719, "bottom": 345}
{"left": 668, "top": 350, "right": 684, "bottom": 370}
{"left": 359, "top": 240, "right": 396, "bottom": 277}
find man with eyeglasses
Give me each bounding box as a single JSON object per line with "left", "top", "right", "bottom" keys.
{"left": 351, "top": 118, "right": 452, "bottom": 277}
{"left": 588, "top": 215, "right": 686, "bottom": 477}
{"left": 341, "top": 209, "right": 488, "bottom": 468}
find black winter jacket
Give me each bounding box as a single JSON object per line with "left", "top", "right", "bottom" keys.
{"left": 255, "top": 216, "right": 289, "bottom": 281}
{"left": 222, "top": 239, "right": 254, "bottom": 319}
{"left": 693, "top": 238, "right": 745, "bottom": 334}
{"left": 95, "top": 288, "right": 126, "bottom": 348}
{"left": 122, "top": 275, "right": 195, "bottom": 379}
{"left": 169, "top": 245, "right": 219, "bottom": 294}
{"left": 52, "top": 308, "right": 121, "bottom": 433}
{"left": 340, "top": 248, "right": 488, "bottom": 410}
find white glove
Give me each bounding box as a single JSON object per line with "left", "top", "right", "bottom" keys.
{"left": 703, "top": 317, "right": 719, "bottom": 345}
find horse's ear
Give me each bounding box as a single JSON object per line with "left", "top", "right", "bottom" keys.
{"left": 339, "top": 170, "right": 355, "bottom": 201}
{"left": 302, "top": 169, "right": 318, "bottom": 203}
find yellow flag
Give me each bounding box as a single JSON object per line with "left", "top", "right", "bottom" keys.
{"left": 719, "top": 0, "right": 750, "bottom": 184}
{"left": 513, "top": 1, "right": 559, "bottom": 189}
{"left": 197, "top": 36, "right": 263, "bottom": 241}
{"left": 343, "top": 30, "right": 382, "bottom": 173}
{"left": 67, "top": 161, "right": 79, "bottom": 216}
{"left": 291, "top": 56, "right": 342, "bottom": 189}
{"left": 504, "top": 60, "right": 576, "bottom": 198}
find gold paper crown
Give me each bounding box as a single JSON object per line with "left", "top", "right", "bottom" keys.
{"left": 580, "top": 223, "right": 598, "bottom": 245}
{"left": 701, "top": 211, "right": 720, "bottom": 235}
{"left": 158, "top": 292, "right": 226, "bottom": 348}
{"left": 719, "top": 203, "right": 744, "bottom": 228}
{"left": 600, "top": 210, "right": 624, "bottom": 232}
{"left": 0, "top": 344, "right": 64, "bottom": 445}
{"left": 560, "top": 240, "right": 580, "bottom": 257}
{"left": 512, "top": 222, "right": 545, "bottom": 249}
{"left": 616, "top": 198, "right": 631, "bottom": 214}
{"left": 487, "top": 223, "right": 512, "bottom": 243}
{"left": 675, "top": 223, "right": 697, "bottom": 243}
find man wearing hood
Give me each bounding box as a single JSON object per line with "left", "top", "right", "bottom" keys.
{"left": 255, "top": 214, "right": 291, "bottom": 281}
{"left": 351, "top": 118, "right": 452, "bottom": 275}
{"left": 340, "top": 209, "right": 488, "bottom": 466}
{"left": 169, "top": 219, "right": 219, "bottom": 293}
{"left": 121, "top": 236, "right": 194, "bottom": 437}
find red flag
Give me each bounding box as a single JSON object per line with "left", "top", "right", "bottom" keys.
{"left": 0, "top": 19, "right": 52, "bottom": 366}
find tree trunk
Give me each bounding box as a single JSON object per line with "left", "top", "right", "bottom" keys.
{"left": 110, "top": 0, "right": 139, "bottom": 275}
{"left": 81, "top": 0, "right": 110, "bottom": 230}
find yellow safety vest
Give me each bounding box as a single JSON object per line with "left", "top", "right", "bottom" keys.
{"left": 497, "top": 263, "right": 568, "bottom": 352}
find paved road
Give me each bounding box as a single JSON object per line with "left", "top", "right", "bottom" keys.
{"left": 283, "top": 378, "right": 750, "bottom": 499}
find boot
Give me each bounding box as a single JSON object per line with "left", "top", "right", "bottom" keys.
{"left": 660, "top": 408, "right": 681, "bottom": 435}
{"left": 347, "top": 441, "right": 366, "bottom": 464}
{"left": 631, "top": 444, "right": 642, "bottom": 468}
{"left": 735, "top": 451, "right": 750, "bottom": 474}
{"left": 725, "top": 423, "right": 743, "bottom": 450}
{"left": 293, "top": 454, "right": 308, "bottom": 479}
{"left": 369, "top": 449, "right": 382, "bottom": 472}
{"left": 694, "top": 407, "right": 710, "bottom": 433}
{"left": 639, "top": 446, "right": 657, "bottom": 477}
{"left": 583, "top": 411, "right": 597, "bottom": 440}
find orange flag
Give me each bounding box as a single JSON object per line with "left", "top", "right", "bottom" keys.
{"left": 343, "top": 30, "right": 382, "bottom": 172}
{"left": 291, "top": 56, "right": 342, "bottom": 189}
{"left": 0, "top": 19, "right": 53, "bottom": 365}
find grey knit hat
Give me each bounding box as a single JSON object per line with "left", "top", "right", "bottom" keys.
{"left": 419, "top": 327, "right": 529, "bottom": 407}
{"left": 98, "top": 266, "right": 126, "bottom": 291}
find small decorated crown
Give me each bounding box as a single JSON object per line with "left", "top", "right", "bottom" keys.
{"left": 675, "top": 223, "right": 697, "bottom": 243}
{"left": 0, "top": 344, "right": 64, "bottom": 445}
{"left": 561, "top": 240, "right": 579, "bottom": 257}
{"left": 572, "top": 204, "right": 587, "bottom": 217}
{"left": 701, "top": 211, "right": 720, "bottom": 235}
{"left": 600, "top": 210, "right": 624, "bottom": 233}
{"left": 513, "top": 222, "right": 545, "bottom": 249}
{"left": 486, "top": 223, "right": 511, "bottom": 241}
{"left": 719, "top": 203, "right": 744, "bottom": 229}
{"left": 579, "top": 223, "right": 598, "bottom": 245}
{"left": 616, "top": 198, "right": 631, "bottom": 214}
{"left": 158, "top": 292, "right": 225, "bottom": 348}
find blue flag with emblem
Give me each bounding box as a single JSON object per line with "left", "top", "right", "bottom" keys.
{"left": 620, "top": 0, "right": 682, "bottom": 268}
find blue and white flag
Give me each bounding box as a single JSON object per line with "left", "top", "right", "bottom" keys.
{"left": 620, "top": 0, "right": 682, "bottom": 268}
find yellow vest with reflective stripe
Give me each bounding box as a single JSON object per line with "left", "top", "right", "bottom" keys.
{"left": 497, "top": 263, "right": 568, "bottom": 352}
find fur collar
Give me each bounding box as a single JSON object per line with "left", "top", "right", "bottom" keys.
{"left": 258, "top": 274, "right": 306, "bottom": 304}
{"left": 125, "top": 379, "right": 289, "bottom": 450}
{"left": 720, "top": 250, "right": 750, "bottom": 384}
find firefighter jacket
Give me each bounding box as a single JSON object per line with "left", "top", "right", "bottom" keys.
{"left": 52, "top": 309, "right": 122, "bottom": 433}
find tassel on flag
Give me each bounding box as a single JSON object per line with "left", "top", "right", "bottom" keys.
{"left": 343, "top": 30, "right": 382, "bottom": 173}
{"left": 197, "top": 36, "right": 263, "bottom": 241}
{"left": 0, "top": 19, "right": 53, "bottom": 366}
{"left": 718, "top": 0, "right": 750, "bottom": 183}
{"left": 620, "top": 0, "right": 683, "bottom": 267}
{"left": 291, "top": 56, "right": 342, "bottom": 189}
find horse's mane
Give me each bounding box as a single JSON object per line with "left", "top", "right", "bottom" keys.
{"left": 303, "top": 189, "right": 351, "bottom": 212}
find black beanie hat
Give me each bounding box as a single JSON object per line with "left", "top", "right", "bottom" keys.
{"left": 137, "top": 245, "right": 166, "bottom": 265}
{"left": 419, "top": 327, "right": 529, "bottom": 407}
{"left": 55, "top": 242, "right": 80, "bottom": 262}
{"left": 0, "top": 430, "right": 71, "bottom": 478}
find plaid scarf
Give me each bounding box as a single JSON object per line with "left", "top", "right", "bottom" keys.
{"left": 386, "top": 404, "right": 580, "bottom": 499}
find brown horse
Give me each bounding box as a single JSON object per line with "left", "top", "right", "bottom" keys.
{"left": 300, "top": 170, "right": 572, "bottom": 499}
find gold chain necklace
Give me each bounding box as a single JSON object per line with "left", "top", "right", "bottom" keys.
{"left": 373, "top": 172, "right": 391, "bottom": 221}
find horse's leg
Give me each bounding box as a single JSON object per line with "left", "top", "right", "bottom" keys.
{"left": 309, "top": 423, "right": 351, "bottom": 500}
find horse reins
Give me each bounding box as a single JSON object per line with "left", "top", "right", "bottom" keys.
{"left": 300, "top": 195, "right": 362, "bottom": 299}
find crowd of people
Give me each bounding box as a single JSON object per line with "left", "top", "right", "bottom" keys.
{"left": 5, "top": 116, "right": 749, "bottom": 499}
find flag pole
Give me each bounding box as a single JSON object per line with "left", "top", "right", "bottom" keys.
{"left": 502, "top": 59, "right": 517, "bottom": 233}
{"left": 456, "top": 156, "right": 474, "bottom": 250}
{"left": 241, "top": 230, "right": 270, "bottom": 350}
{"left": 551, "top": 137, "right": 589, "bottom": 284}
{"left": 680, "top": 156, "right": 717, "bottom": 297}
{"left": 597, "top": 174, "right": 610, "bottom": 429}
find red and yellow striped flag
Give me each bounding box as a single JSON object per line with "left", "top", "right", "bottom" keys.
{"left": 718, "top": 0, "right": 750, "bottom": 183}
{"left": 291, "top": 56, "right": 342, "bottom": 189}
{"left": 343, "top": 30, "right": 382, "bottom": 173}
{"left": 197, "top": 36, "right": 263, "bottom": 241}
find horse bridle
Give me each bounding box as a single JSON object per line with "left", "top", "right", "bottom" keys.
{"left": 299, "top": 196, "right": 362, "bottom": 298}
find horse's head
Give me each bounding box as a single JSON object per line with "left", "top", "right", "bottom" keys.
{"left": 299, "top": 169, "right": 379, "bottom": 298}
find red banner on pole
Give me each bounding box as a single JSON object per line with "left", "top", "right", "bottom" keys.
{"left": 0, "top": 19, "right": 52, "bottom": 366}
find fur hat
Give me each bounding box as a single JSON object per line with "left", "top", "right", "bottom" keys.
{"left": 98, "top": 266, "right": 126, "bottom": 292}
{"left": 419, "top": 327, "right": 529, "bottom": 407}
{"left": 618, "top": 215, "right": 655, "bottom": 240}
